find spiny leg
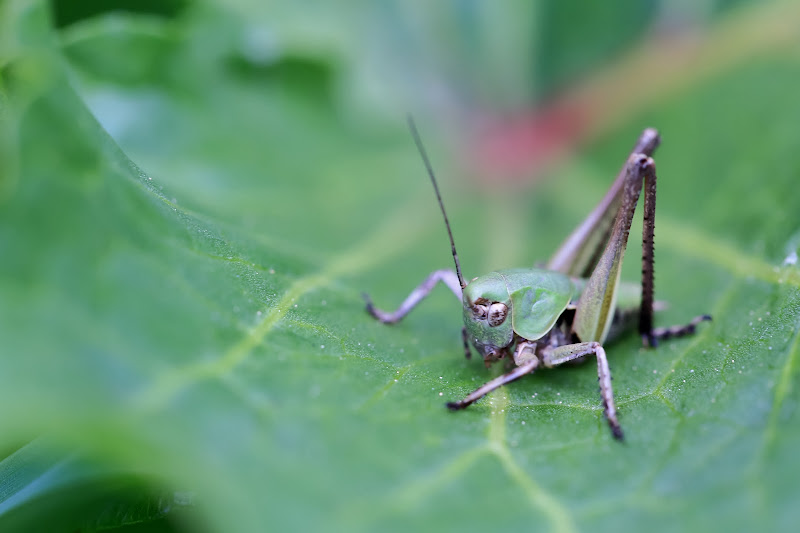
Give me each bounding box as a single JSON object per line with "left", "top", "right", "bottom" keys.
{"left": 638, "top": 151, "right": 656, "bottom": 344}
{"left": 634, "top": 154, "right": 711, "bottom": 347}
{"left": 447, "top": 354, "right": 539, "bottom": 410}
{"left": 548, "top": 128, "right": 661, "bottom": 277}
{"left": 649, "top": 314, "right": 712, "bottom": 346}
{"left": 572, "top": 154, "right": 651, "bottom": 344}
{"left": 363, "top": 269, "right": 462, "bottom": 324}
{"left": 543, "top": 342, "right": 623, "bottom": 440}
{"left": 461, "top": 327, "right": 472, "bottom": 359}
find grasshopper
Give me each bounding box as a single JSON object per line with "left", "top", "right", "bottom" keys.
{"left": 363, "top": 117, "right": 711, "bottom": 440}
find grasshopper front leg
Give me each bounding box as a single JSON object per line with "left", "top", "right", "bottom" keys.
{"left": 541, "top": 342, "right": 622, "bottom": 440}
{"left": 446, "top": 359, "right": 539, "bottom": 411}
{"left": 446, "top": 341, "right": 539, "bottom": 409}
{"left": 447, "top": 340, "right": 624, "bottom": 440}
{"left": 363, "top": 269, "right": 462, "bottom": 324}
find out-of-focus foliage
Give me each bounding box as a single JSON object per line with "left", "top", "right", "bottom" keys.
{"left": 1, "top": 0, "right": 800, "bottom": 531}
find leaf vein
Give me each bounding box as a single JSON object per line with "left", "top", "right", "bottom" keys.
{"left": 134, "top": 202, "right": 435, "bottom": 410}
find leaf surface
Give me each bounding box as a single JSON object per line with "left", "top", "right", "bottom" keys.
{"left": 1, "top": 2, "right": 799, "bottom": 532}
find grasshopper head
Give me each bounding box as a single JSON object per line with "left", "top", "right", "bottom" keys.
{"left": 462, "top": 273, "right": 514, "bottom": 359}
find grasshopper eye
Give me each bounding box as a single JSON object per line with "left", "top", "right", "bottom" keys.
{"left": 487, "top": 303, "right": 508, "bottom": 327}
{"left": 472, "top": 304, "right": 488, "bottom": 319}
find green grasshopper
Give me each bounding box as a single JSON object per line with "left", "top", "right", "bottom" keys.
{"left": 364, "top": 117, "right": 711, "bottom": 440}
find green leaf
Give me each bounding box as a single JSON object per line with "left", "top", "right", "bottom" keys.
{"left": 2, "top": 1, "right": 800, "bottom": 532}
{"left": 0, "top": 440, "right": 190, "bottom": 531}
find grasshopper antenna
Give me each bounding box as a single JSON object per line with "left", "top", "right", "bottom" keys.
{"left": 407, "top": 114, "right": 467, "bottom": 289}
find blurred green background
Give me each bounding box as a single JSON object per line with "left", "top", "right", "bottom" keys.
{"left": 2, "top": 0, "right": 800, "bottom": 531}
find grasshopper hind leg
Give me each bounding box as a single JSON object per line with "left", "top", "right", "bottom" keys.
{"left": 634, "top": 151, "right": 712, "bottom": 347}
{"left": 644, "top": 314, "right": 712, "bottom": 347}
{"left": 607, "top": 304, "right": 712, "bottom": 348}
